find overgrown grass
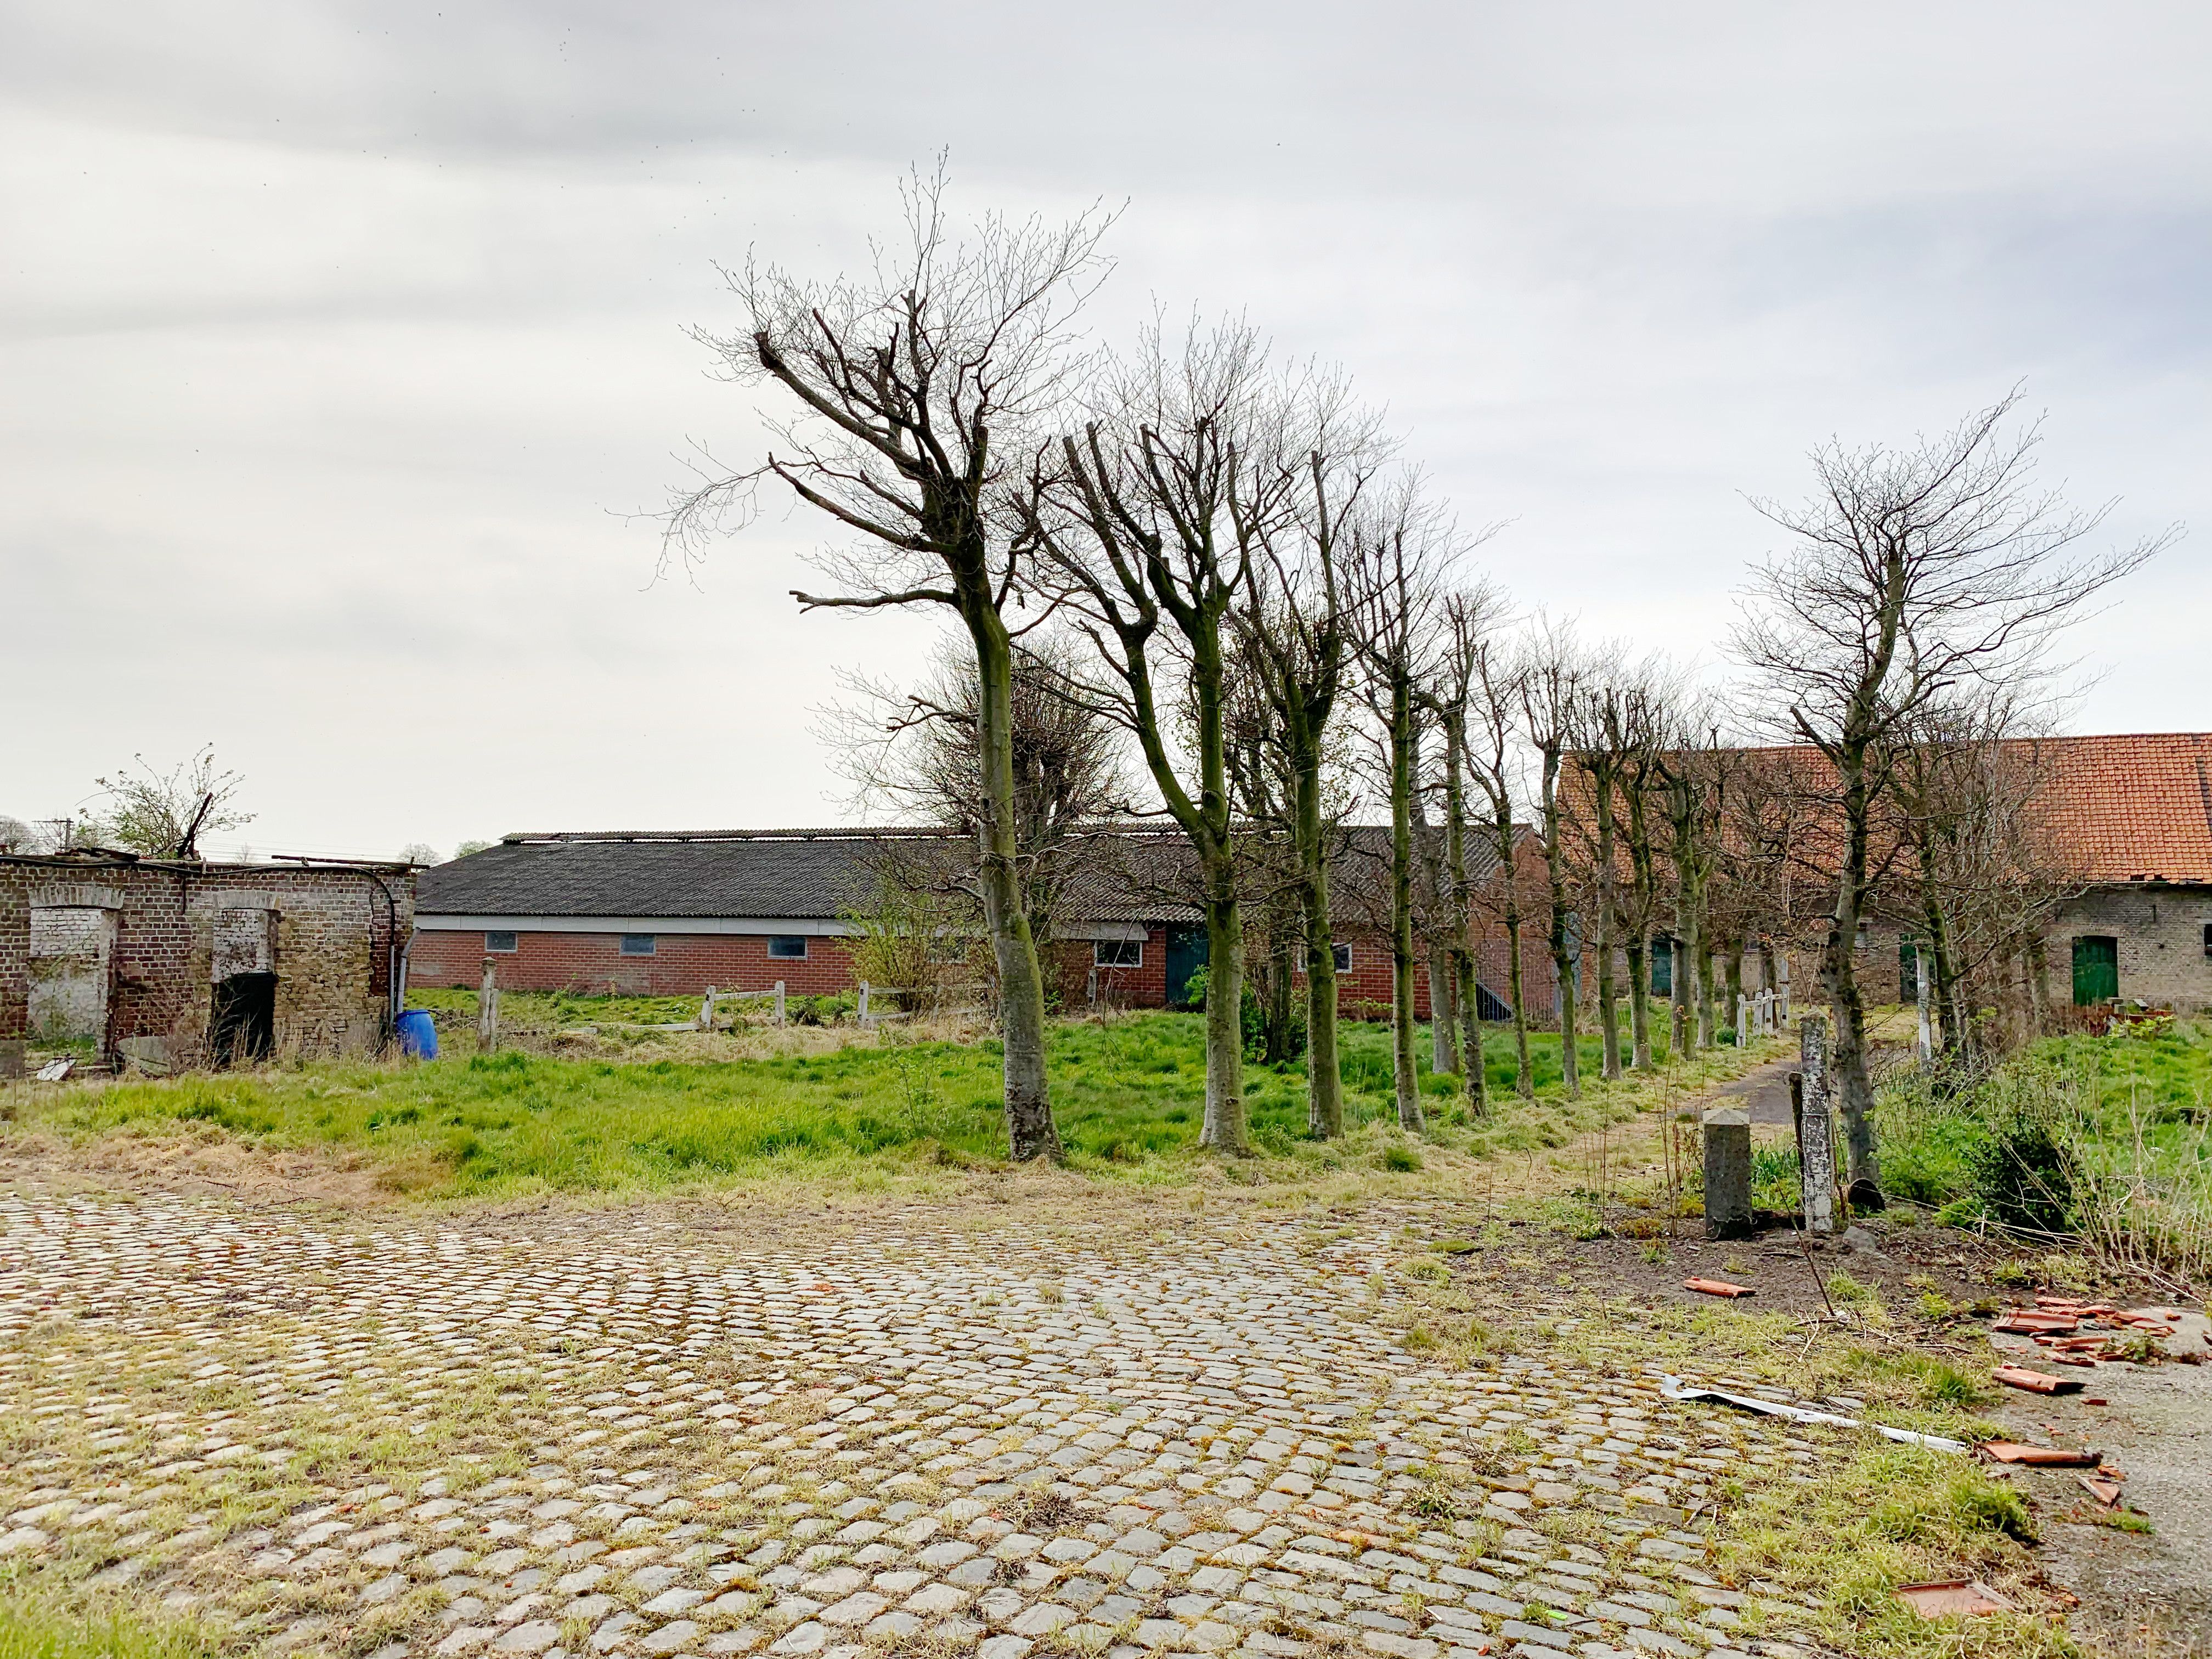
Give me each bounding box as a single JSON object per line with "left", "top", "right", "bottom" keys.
{"left": 0, "top": 1596, "right": 225, "bottom": 1659}
{"left": 1875, "top": 1020, "right": 2212, "bottom": 1281}
{"left": 7, "top": 1012, "right": 1763, "bottom": 1202}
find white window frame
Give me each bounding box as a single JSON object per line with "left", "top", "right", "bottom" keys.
{"left": 483, "top": 930, "right": 518, "bottom": 954}
{"left": 1093, "top": 938, "right": 1143, "bottom": 968}
{"left": 767, "top": 935, "right": 810, "bottom": 960}
{"left": 619, "top": 934, "right": 657, "bottom": 956}
{"left": 1332, "top": 942, "right": 1353, "bottom": 973}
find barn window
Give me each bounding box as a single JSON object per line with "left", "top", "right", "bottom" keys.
{"left": 1333, "top": 943, "right": 1353, "bottom": 973}
{"left": 2203, "top": 923, "right": 2212, "bottom": 960}
{"left": 1094, "top": 938, "right": 1142, "bottom": 968}
{"left": 484, "top": 930, "right": 517, "bottom": 953}
{"left": 620, "top": 934, "right": 657, "bottom": 956}
{"left": 767, "top": 935, "right": 809, "bottom": 960}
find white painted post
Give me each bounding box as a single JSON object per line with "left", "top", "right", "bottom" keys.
{"left": 477, "top": 957, "right": 499, "bottom": 1053}
{"left": 1736, "top": 996, "right": 1750, "bottom": 1048}
{"left": 698, "top": 985, "right": 716, "bottom": 1031}
{"left": 859, "top": 981, "right": 871, "bottom": 1028}
{"left": 1798, "top": 1014, "right": 1836, "bottom": 1235}
{"left": 1915, "top": 950, "right": 1934, "bottom": 1065}
{"left": 774, "top": 981, "right": 786, "bottom": 1027}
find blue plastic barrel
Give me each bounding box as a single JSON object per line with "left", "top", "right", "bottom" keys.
{"left": 394, "top": 1008, "right": 438, "bottom": 1060}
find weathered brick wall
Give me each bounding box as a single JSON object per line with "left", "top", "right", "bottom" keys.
{"left": 2051, "top": 885, "right": 2212, "bottom": 1011}
{"left": 409, "top": 928, "right": 859, "bottom": 998}
{"left": 0, "top": 859, "right": 414, "bottom": 1063}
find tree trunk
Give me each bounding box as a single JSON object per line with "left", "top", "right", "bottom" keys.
{"left": 1593, "top": 771, "right": 1622, "bottom": 1080}
{"left": 1502, "top": 837, "right": 1533, "bottom": 1098}
{"left": 1390, "top": 674, "right": 1426, "bottom": 1132}
{"left": 1725, "top": 943, "right": 1744, "bottom": 1045}
{"left": 1263, "top": 907, "right": 1297, "bottom": 1065}
{"left": 1695, "top": 939, "right": 1714, "bottom": 1051}
{"left": 1200, "top": 880, "right": 1249, "bottom": 1152}
{"left": 1430, "top": 940, "right": 1459, "bottom": 1075}
{"left": 1825, "top": 744, "right": 1881, "bottom": 1199}
{"left": 1541, "top": 752, "right": 1579, "bottom": 1099}
{"left": 1444, "top": 722, "right": 1486, "bottom": 1115}
{"left": 1296, "top": 761, "right": 1346, "bottom": 1138}
{"left": 1626, "top": 933, "right": 1652, "bottom": 1069}
{"left": 968, "top": 603, "right": 1059, "bottom": 1161}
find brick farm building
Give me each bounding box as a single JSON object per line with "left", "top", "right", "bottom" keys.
{"left": 411, "top": 826, "right": 1559, "bottom": 1021}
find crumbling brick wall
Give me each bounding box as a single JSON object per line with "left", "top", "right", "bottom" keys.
{"left": 0, "top": 857, "right": 415, "bottom": 1071}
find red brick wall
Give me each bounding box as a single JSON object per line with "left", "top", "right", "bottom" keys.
{"left": 409, "top": 928, "right": 857, "bottom": 998}
{"left": 1049, "top": 927, "right": 1169, "bottom": 1011}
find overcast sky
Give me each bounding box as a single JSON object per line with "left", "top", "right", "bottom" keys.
{"left": 4, "top": 2, "right": 2207, "bottom": 861}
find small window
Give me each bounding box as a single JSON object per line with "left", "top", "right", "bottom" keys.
{"left": 1332, "top": 943, "right": 1353, "bottom": 973}
{"left": 619, "top": 934, "right": 656, "bottom": 956}
{"left": 484, "top": 930, "right": 517, "bottom": 954}
{"left": 2203, "top": 923, "right": 2212, "bottom": 960}
{"left": 767, "top": 935, "right": 809, "bottom": 960}
{"left": 1094, "top": 938, "right": 1142, "bottom": 968}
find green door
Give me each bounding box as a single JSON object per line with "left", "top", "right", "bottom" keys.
{"left": 1165, "top": 926, "right": 1209, "bottom": 1009}
{"left": 2070, "top": 935, "right": 2118, "bottom": 1006}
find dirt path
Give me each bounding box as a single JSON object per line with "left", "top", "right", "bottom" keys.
{"left": 0, "top": 1189, "right": 1841, "bottom": 1659}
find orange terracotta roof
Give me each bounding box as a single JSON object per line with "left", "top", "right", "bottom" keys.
{"left": 2032, "top": 732, "right": 2212, "bottom": 885}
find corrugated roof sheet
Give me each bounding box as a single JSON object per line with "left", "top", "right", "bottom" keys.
{"left": 416, "top": 822, "right": 1504, "bottom": 924}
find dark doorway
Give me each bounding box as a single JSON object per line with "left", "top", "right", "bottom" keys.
{"left": 1164, "top": 926, "right": 1209, "bottom": 1009}
{"left": 2070, "top": 936, "right": 2118, "bottom": 1006}
{"left": 211, "top": 972, "right": 277, "bottom": 1065}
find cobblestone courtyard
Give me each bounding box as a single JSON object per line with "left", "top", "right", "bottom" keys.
{"left": 0, "top": 1192, "right": 1833, "bottom": 1659}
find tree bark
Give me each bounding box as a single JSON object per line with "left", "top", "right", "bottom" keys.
{"left": 1592, "top": 766, "right": 1623, "bottom": 1080}
{"left": 1502, "top": 837, "right": 1533, "bottom": 1099}
{"left": 1389, "top": 672, "right": 1426, "bottom": 1132}
{"left": 1201, "top": 881, "right": 1248, "bottom": 1149}
{"left": 1539, "top": 747, "right": 1580, "bottom": 1099}
{"left": 1444, "top": 715, "right": 1486, "bottom": 1115}
{"left": 1824, "top": 739, "right": 1882, "bottom": 1197}
{"left": 968, "top": 606, "right": 1060, "bottom": 1160}
{"left": 1626, "top": 933, "right": 1652, "bottom": 1069}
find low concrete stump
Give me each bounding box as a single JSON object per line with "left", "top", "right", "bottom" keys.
{"left": 1702, "top": 1104, "right": 1755, "bottom": 1240}
{"left": 0, "top": 1039, "right": 20, "bottom": 1080}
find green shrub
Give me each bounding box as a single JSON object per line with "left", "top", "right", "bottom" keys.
{"left": 1969, "top": 1118, "right": 2075, "bottom": 1235}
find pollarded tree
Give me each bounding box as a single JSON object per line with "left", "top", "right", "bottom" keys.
{"left": 1024, "top": 317, "right": 1306, "bottom": 1153}
{"left": 662, "top": 171, "right": 1113, "bottom": 1161}
{"left": 1519, "top": 619, "right": 1587, "bottom": 1100}
{"left": 1349, "top": 475, "right": 1464, "bottom": 1133}
{"left": 1734, "top": 392, "right": 2165, "bottom": 1200}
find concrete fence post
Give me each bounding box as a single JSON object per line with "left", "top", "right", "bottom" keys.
{"left": 477, "top": 958, "right": 499, "bottom": 1053}
{"left": 859, "top": 981, "right": 871, "bottom": 1028}
{"left": 1701, "top": 1104, "right": 1754, "bottom": 1239}
{"left": 1915, "top": 950, "right": 1934, "bottom": 1065}
{"left": 774, "top": 981, "right": 786, "bottom": 1027}
{"left": 1798, "top": 1014, "right": 1836, "bottom": 1234}
{"left": 698, "top": 986, "right": 716, "bottom": 1031}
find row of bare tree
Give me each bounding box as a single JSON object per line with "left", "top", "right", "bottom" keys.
{"left": 661, "top": 177, "right": 2168, "bottom": 1189}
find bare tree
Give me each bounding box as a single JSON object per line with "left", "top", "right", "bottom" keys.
{"left": 661, "top": 171, "right": 1112, "bottom": 1161}
{"left": 1735, "top": 392, "right": 2166, "bottom": 1199}
{"left": 1519, "top": 620, "right": 1586, "bottom": 1099}
{"left": 1573, "top": 664, "right": 1660, "bottom": 1080}
{"left": 1429, "top": 586, "right": 1510, "bottom": 1111}
{"left": 93, "top": 745, "right": 253, "bottom": 859}
{"left": 1350, "top": 477, "right": 1464, "bottom": 1132}
{"left": 1467, "top": 638, "right": 1535, "bottom": 1097}
{"left": 1228, "top": 398, "right": 1386, "bottom": 1137}
{"left": 1025, "top": 317, "right": 1308, "bottom": 1153}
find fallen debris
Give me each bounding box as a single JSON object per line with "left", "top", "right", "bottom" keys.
{"left": 1979, "top": 1441, "right": 2101, "bottom": 1467}
{"left": 1683, "top": 1277, "right": 1756, "bottom": 1297}
{"left": 1994, "top": 1363, "right": 2083, "bottom": 1396}
{"left": 1657, "top": 1375, "right": 1968, "bottom": 1452}
{"left": 1896, "top": 1579, "right": 2017, "bottom": 1619}
{"left": 2076, "top": 1473, "right": 2123, "bottom": 1507}
{"left": 33, "top": 1058, "right": 73, "bottom": 1082}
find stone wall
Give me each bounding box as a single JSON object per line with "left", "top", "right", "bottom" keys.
{"left": 2050, "top": 883, "right": 2212, "bottom": 1012}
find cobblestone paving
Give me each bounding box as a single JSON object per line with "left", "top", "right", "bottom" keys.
{"left": 0, "top": 1194, "right": 1836, "bottom": 1659}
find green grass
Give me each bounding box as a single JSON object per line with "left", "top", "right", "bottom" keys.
{"left": 16, "top": 1012, "right": 1722, "bottom": 1201}
{"left": 0, "top": 1597, "right": 224, "bottom": 1659}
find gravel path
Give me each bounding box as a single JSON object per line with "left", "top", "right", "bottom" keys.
{"left": 0, "top": 1192, "right": 1834, "bottom": 1659}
